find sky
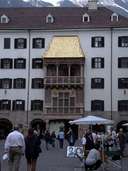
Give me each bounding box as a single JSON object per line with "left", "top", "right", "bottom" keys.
{"left": 24, "top": 0, "right": 60, "bottom": 6}
{"left": 43, "top": 0, "right": 59, "bottom": 5}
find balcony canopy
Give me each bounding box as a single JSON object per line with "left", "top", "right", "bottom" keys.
{"left": 43, "top": 36, "right": 85, "bottom": 58}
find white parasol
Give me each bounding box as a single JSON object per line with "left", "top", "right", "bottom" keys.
{"left": 69, "top": 115, "right": 114, "bottom": 171}
{"left": 122, "top": 123, "right": 128, "bottom": 126}
{"left": 69, "top": 115, "right": 114, "bottom": 125}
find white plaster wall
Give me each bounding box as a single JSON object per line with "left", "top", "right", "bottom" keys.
{"left": 0, "top": 28, "right": 128, "bottom": 117}
{"left": 112, "top": 29, "right": 128, "bottom": 111}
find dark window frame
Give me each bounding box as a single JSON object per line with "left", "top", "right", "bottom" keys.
{"left": 32, "top": 38, "right": 45, "bottom": 49}
{"left": 31, "top": 100, "right": 43, "bottom": 111}
{"left": 12, "top": 100, "right": 25, "bottom": 111}
{"left": 118, "top": 100, "right": 128, "bottom": 111}
{"left": 118, "top": 36, "right": 128, "bottom": 47}
{"left": 92, "top": 57, "right": 104, "bottom": 68}
{"left": 32, "top": 78, "right": 44, "bottom": 89}
{"left": 13, "top": 78, "right": 26, "bottom": 89}
{"left": 118, "top": 57, "right": 128, "bottom": 68}
{"left": 118, "top": 78, "right": 128, "bottom": 89}
{"left": 14, "top": 38, "right": 27, "bottom": 49}
{"left": 14, "top": 58, "right": 26, "bottom": 69}
{"left": 91, "top": 100, "right": 104, "bottom": 111}
{"left": 4, "top": 38, "right": 11, "bottom": 49}
{"left": 0, "top": 78, "right": 12, "bottom": 89}
{"left": 91, "top": 78, "right": 104, "bottom": 89}
{"left": 0, "top": 58, "right": 13, "bottom": 69}
{"left": 91, "top": 37, "right": 104, "bottom": 48}
{"left": 0, "top": 99, "right": 11, "bottom": 110}
{"left": 32, "top": 58, "right": 43, "bottom": 69}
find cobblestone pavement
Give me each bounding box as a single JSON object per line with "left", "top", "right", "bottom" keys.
{"left": 0, "top": 140, "right": 128, "bottom": 171}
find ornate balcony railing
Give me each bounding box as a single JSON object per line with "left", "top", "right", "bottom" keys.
{"left": 44, "top": 106, "right": 84, "bottom": 115}
{"left": 44, "top": 76, "right": 84, "bottom": 87}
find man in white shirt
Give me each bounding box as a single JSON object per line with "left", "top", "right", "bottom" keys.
{"left": 85, "top": 144, "right": 102, "bottom": 170}
{"left": 4, "top": 125, "right": 25, "bottom": 171}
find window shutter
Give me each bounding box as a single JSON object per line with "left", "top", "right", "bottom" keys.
{"left": 24, "top": 59, "right": 26, "bottom": 68}
{"left": 101, "top": 79, "right": 104, "bottom": 88}
{"left": 13, "top": 79, "right": 16, "bottom": 88}
{"left": 24, "top": 39, "right": 27, "bottom": 48}
{"left": 91, "top": 37, "right": 94, "bottom": 47}
{"left": 14, "top": 59, "right": 16, "bottom": 68}
{"left": 42, "top": 38, "right": 45, "bottom": 48}
{"left": 22, "top": 100, "right": 25, "bottom": 110}
{"left": 118, "top": 37, "right": 121, "bottom": 47}
{"left": 10, "top": 59, "right": 13, "bottom": 68}
{"left": 0, "top": 79, "right": 2, "bottom": 88}
{"left": 33, "top": 38, "right": 36, "bottom": 48}
{"left": 12, "top": 100, "right": 15, "bottom": 110}
{"left": 101, "top": 101, "right": 104, "bottom": 111}
{"left": 118, "top": 58, "right": 121, "bottom": 68}
{"left": 101, "top": 58, "right": 104, "bottom": 68}
{"left": 32, "top": 79, "right": 34, "bottom": 88}
{"left": 92, "top": 58, "right": 95, "bottom": 68}
{"left": 14, "top": 39, "right": 18, "bottom": 48}
{"left": 1, "top": 59, "right": 3, "bottom": 68}
{"left": 23, "top": 79, "right": 26, "bottom": 88}
{"left": 101, "top": 37, "right": 104, "bottom": 47}
{"left": 9, "top": 79, "right": 12, "bottom": 88}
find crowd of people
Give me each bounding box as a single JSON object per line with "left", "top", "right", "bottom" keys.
{"left": 79, "top": 127, "right": 127, "bottom": 170}
{"left": 2, "top": 125, "right": 127, "bottom": 171}
{"left": 3, "top": 125, "right": 77, "bottom": 171}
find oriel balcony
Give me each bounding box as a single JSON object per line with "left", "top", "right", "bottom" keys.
{"left": 44, "top": 106, "right": 84, "bottom": 115}
{"left": 44, "top": 76, "right": 84, "bottom": 88}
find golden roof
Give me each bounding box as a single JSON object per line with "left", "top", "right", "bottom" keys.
{"left": 43, "top": 36, "right": 85, "bottom": 58}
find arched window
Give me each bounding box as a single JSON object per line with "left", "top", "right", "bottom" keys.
{"left": 82, "top": 13, "right": 90, "bottom": 22}
{"left": 111, "top": 13, "right": 119, "bottom": 22}
{"left": 0, "top": 14, "right": 9, "bottom": 24}
{"left": 46, "top": 14, "right": 54, "bottom": 23}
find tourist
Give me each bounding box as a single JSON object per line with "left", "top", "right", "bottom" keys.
{"left": 84, "top": 143, "right": 102, "bottom": 171}
{"left": 25, "top": 128, "right": 42, "bottom": 171}
{"left": 4, "top": 125, "right": 25, "bottom": 171}
{"left": 58, "top": 127, "right": 64, "bottom": 149}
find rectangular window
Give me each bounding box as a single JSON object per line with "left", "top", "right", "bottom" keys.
{"left": 32, "top": 78, "right": 44, "bottom": 88}
{"left": 91, "top": 100, "right": 104, "bottom": 111}
{"left": 14, "top": 38, "right": 27, "bottom": 49}
{"left": 0, "top": 100, "right": 11, "bottom": 110}
{"left": 1, "top": 59, "right": 12, "bottom": 69}
{"left": 91, "top": 37, "right": 104, "bottom": 47}
{"left": 4, "top": 38, "right": 10, "bottom": 49}
{"left": 31, "top": 100, "right": 43, "bottom": 111}
{"left": 118, "top": 78, "right": 128, "bottom": 89}
{"left": 32, "top": 38, "right": 45, "bottom": 48}
{"left": 14, "top": 58, "right": 26, "bottom": 69}
{"left": 0, "top": 79, "right": 12, "bottom": 89}
{"left": 118, "top": 100, "right": 128, "bottom": 111}
{"left": 13, "top": 100, "right": 25, "bottom": 111}
{"left": 118, "top": 57, "right": 128, "bottom": 68}
{"left": 13, "top": 78, "right": 26, "bottom": 89}
{"left": 32, "top": 58, "right": 43, "bottom": 69}
{"left": 118, "top": 36, "right": 128, "bottom": 47}
{"left": 91, "top": 78, "right": 104, "bottom": 89}
{"left": 92, "top": 57, "right": 104, "bottom": 68}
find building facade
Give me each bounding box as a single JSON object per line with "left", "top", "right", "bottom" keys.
{"left": 0, "top": 3, "right": 128, "bottom": 135}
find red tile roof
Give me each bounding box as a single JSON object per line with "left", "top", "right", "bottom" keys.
{"left": 0, "top": 7, "right": 128, "bottom": 29}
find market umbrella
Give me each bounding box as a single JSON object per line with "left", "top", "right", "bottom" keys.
{"left": 69, "top": 115, "right": 114, "bottom": 171}
{"left": 69, "top": 115, "right": 114, "bottom": 125}
{"left": 122, "top": 123, "right": 128, "bottom": 126}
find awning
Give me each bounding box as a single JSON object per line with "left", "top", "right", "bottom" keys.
{"left": 43, "top": 36, "right": 85, "bottom": 58}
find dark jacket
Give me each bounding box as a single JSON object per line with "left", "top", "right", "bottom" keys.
{"left": 25, "top": 135, "right": 41, "bottom": 160}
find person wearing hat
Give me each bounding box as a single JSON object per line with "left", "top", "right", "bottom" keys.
{"left": 4, "top": 125, "right": 25, "bottom": 171}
